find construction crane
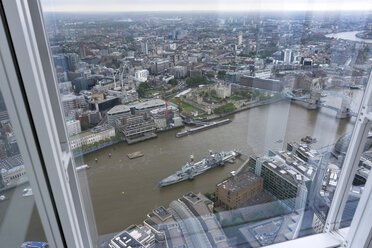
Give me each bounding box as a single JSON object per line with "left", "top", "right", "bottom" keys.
{"left": 161, "top": 88, "right": 168, "bottom": 125}
{"left": 177, "top": 97, "right": 182, "bottom": 113}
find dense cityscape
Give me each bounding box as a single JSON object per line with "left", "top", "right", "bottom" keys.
{"left": 1, "top": 10, "right": 372, "bottom": 248}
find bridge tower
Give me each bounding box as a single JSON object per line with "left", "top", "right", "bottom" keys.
{"left": 309, "top": 91, "right": 321, "bottom": 109}
{"left": 337, "top": 90, "right": 352, "bottom": 118}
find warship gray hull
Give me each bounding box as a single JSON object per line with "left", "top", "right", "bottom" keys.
{"left": 159, "top": 150, "right": 239, "bottom": 187}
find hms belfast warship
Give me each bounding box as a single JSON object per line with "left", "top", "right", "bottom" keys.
{"left": 159, "top": 150, "right": 240, "bottom": 187}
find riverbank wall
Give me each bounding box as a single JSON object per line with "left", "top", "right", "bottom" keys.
{"left": 73, "top": 139, "right": 124, "bottom": 158}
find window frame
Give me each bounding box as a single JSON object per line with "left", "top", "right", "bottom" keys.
{"left": 1, "top": 0, "right": 372, "bottom": 247}
{"left": 0, "top": 5, "right": 64, "bottom": 247}
{"left": 0, "top": 0, "right": 92, "bottom": 247}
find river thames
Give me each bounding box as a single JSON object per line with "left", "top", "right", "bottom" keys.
{"left": 0, "top": 89, "right": 365, "bottom": 246}
{"left": 75, "top": 89, "right": 364, "bottom": 236}
{"left": 326, "top": 31, "right": 372, "bottom": 44}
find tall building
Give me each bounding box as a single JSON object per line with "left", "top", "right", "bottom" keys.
{"left": 141, "top": 40, "right": 149, "bottom": 55}
{"left": 53, "top": 54, "right": 69, "bottom": 72}
{"left": 238, "top": 31, "right": 243, "bottom": 46}
{"left": 284, "top": 49, "right": 292, "bottom": 64}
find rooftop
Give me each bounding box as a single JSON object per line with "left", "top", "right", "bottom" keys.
{"left": 260, "top": 157, "right": 308, "bottom": 187}
{"left": 238, "top": 211, "right": 301, "bottom": 247}
{"left": 135, "top": 99, "right": 165, "bottom": 110}
{"left": 107, "top": 105, "right": 131, "bottom": 115}
{"left": 152, "top": 206, "right": 172, "bottom": 222}
{"left": 217, "top": 171, "right": 262, "bottom": 193}
{"left": 0, "top": 154, "right": 23, "bottom": 171}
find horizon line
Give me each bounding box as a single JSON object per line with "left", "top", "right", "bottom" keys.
{"left": 43, "top": 9, "right": 372, "bottom": 13}
{"left": 41, "top": 3, "right": 372, "bottom": 13}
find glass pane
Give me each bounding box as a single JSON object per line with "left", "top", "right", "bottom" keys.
{"left": 0, "top": 90, "right": 48, "bottom": 247}
{"left": 40, "top": 1, "right": 372, "bottom": 246}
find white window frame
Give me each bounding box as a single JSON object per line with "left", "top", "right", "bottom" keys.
{"left": 1, "top": 0, "right": 372, "bottom": 247}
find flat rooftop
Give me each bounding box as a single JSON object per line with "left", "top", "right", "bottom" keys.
{"left": 0, "top": 154, "right": 23, "bottom": 171}
{"left": 153, "top": 206, "right": 172, "bottom": 222}
{"left": 238, "top": 211, "right": 300, "bottom": 247}
{"left": 217, "top": 171, "right": 262, "bottom": 193}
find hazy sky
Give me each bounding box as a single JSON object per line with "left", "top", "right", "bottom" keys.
{"left": 41, "top": 0, "right": 372, "bottom": 12}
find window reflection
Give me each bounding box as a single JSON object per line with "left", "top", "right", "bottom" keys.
{"left": 41, "top": 7, "right": 372, "bottom": 247}
{"left": 0, "top": 91, "right": 47, "bottom": 247}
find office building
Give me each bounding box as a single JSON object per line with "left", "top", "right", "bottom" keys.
{"left": 66, "top": 119, "right": 81, "bottom": 136}
{"left": 91, "top": 96, "right": 120, "bottom": 112}
{"left": 116, "top": 114, "right": 157, "bottom": 144}
{"left": 171, "top": 66, "right": 187, "bottom": 79}
{"left": 284, "top": 49, "right": 292, "bottom": 64}
{"left": 239, "top": 76, "right": 283, "bottom": 92}
{"left": 150, "top": 59, "right": 169, "bottom": 75}
{"left": 141, "top": 40, "right": 149, "bottom": 55}
{"left": 216, "top": 171, "right": 266, "bottom": 210}
{"left": 238, "top": 31, "right": 243, "bottom": 46}
{"left": 53, "top": 54, "right": 69, "bottom": 72}
{"left": 107, "top": 105, "right": 131, "bottom": 127}
{"left": 249, "top": 155, "right": 310, "bottom": 210}
{"left": 135, "top": 69, "right": 149, "bottom": 82}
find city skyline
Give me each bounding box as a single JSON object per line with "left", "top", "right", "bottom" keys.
{"left": 41, "top": 0, "right": 372, "bottom": 12}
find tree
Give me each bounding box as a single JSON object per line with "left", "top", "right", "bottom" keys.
{"left": 206, "top": 72, "right": 214, "bottom": 79}
{"left": 217, "top": 70, "right": 226, "bottom": 79}
{"left": 137, "top": 82, "right": 150, "bottom": 98}
{"left": 210, "top": 89, "right": 217, "bottom": 98}
{"left": 214, "top": 103, "right": 236, "bottom": 114}
{"left": 168, "top": 78, "right": 178, "bottom": 86}
{"left": 186, "top": 76, "right": 209, "bottom": 87}
{"left": 81, "top": 122, "right": 93, "bottom": 131}
{"left": 252, "top": 89, "right": 260, "bottom": 99}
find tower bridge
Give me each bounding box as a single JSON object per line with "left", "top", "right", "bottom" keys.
{"left": 284, "top": 90, "right": 358, "bottom": 118}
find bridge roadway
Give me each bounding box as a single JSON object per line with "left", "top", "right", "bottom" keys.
{"left": 285, "top": 93, "right": 358, "bottom": 117}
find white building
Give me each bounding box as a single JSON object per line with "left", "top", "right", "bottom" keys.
{"left": 135, "top": 69, "right": 149, "bottom": 82}
{"left": 284, "top": 49, "right": 292, "bottom": 64}
{"left": 0, "top": 165, "right": 27, "bottom": 187}
{"left": 66, "top": 119, "right": 81, "bottom": 136}
{"left": 70, "top": 125, "right": 115, "bottom": 149}
{"left": 141, "top": 41, "right": 148, "bottom": 55}
{"left": 169, "top": 43, "right": 177, "bottom": 50}
{"left": 215, "top": 83, "right": 232, "bottom": 99}
{"left": 238, "top": 31, "right": 243, "bottom": 46}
